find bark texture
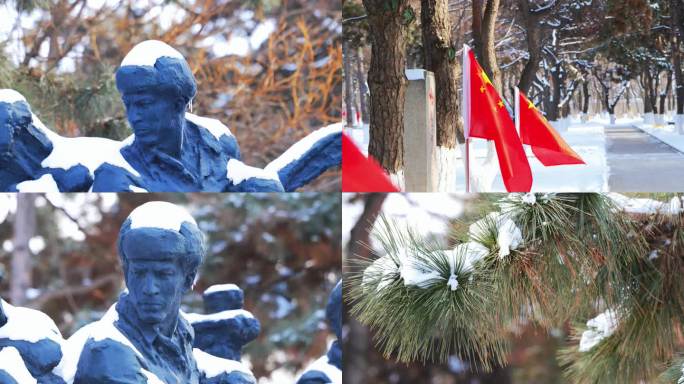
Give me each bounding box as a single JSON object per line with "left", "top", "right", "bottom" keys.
{"left": 421, "top": 0, "right": 464, "bottom": 146}
{"left": 363, "top": 0, "right": 410, "bottom": 173}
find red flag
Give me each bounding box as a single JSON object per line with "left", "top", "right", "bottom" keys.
{"left": 342, "top": 133, "right": 399, "bottom": 192}
{"left": 517, "top": 89, "right": 585, "bottom": 166}
{"left": 463, "top": 47, "right": 532, "bottom": 192}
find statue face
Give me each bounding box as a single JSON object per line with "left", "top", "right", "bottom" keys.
{"left": 122, "top": 92, "right": 182, "bottom": 148}
{"left": 122, "top": 229, "right": 190, "bottom": 324}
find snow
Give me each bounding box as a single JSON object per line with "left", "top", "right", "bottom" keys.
{"left": 297, "top": 354, "right": 341, "bottom": 384}
{"left": 347, "top": 116, "right": 608, "bottom": 192}
{"left": 0, "top": 194, "right": 11, "bottom": 223}
{"left": 120, "top": 40, "right": 185, "bottom": 67}
{"left": 405, "top": 69, "right": 426, "bottom": 80}
{"left": 16, "top": 174, "right": 60, "bottom": 192}
{"left": 29, "top": 112, "right": 141, "bottom": 178}
{"left": 608, "top": 193, "right": 683, "bottom": 215}
{"left": 446, "top": 274, "right": 459, "bottom": 290}
{"left": 389, "top": 170, "right": 405, "bottom": 191}
{"left": 578, "top": 309, "right": 618, "bottom": 352}
{"left": 469, "top": 212, "right": 522, "bottom": 258}
{"left": 435, "top": 146, "right": 458, "bottom": 192}
{"left": 193, "top": 348, "right": 253, "bottom": 378}
{"left": 380, "top": 194, "right": 464, "bottom": 238}
{"left": 203, "top": 284, "right": 240, "bottom": 295}
{"left": 0, "top": 347, "right": 36, "bottom": 384}
{"left": 362, "top": 255, "right": 398, "bottom": 291}
{"left": 265, "top": 123, "right": 342, "bottom": 173}
{"left": 397, "top": 248, "right": 442, "bottom": 289}
{"left": 0, "top": 89, "right": 26, "bottom": 103}
{"left": 637, "top": 118, "right": 684, "bottom": 154}
{"left": 182, "top": 309, "right": 254, "bottom": 324}
{"left": 185, "top": 113, "right": 233, "bottom": 141}
{"left": 0, "top": 299, "right": 62, "bottom": 344}
{"left": 446, "top": 242, "right": 489, "bottom": 274}
{"left": 128, "top": 201, "right": 197, "bottom": 231}
{"left": 521, "top": 193, "right": 536, "bottom": 205}
{"left": 226, "top": 159, "right": 279, "bottom": 184}
{"left": 54, "top": 303, "right": 153, "bottom": 383}
{"left": 41, "top": 136, "right": 140, "bottom": 178}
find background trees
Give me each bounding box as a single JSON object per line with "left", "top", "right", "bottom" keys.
{"left": 0, "top": 193, "right": 341, "bottom": 382}
{"left": 0, "top": 0, "right": 341, "bottom": 190}
{"left": 343, "top": 0, "right": 684, "bottom": 176}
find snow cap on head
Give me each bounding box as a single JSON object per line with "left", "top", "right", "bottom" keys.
{"left": 116, "top": 40, "right": 196, "bottom": 104}
{"left": 127, "top": 201, "right": 197, "bottom": 231}
{"left": 117, "top": 201, "right": 205, "bottom": 275}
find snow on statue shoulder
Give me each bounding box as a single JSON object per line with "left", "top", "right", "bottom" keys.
{"left": 0, "top": 40, "right": 341, "bottom": 192}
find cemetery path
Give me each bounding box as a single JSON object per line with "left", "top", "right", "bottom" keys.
{"left": 606, "top": 124, "right": 684, "bottom": 191}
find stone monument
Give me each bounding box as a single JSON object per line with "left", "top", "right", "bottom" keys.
{"left": 0, "top": 40, "right": 341, "bottom": 192}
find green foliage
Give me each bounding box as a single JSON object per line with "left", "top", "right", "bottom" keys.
{"left": 346, "top": 215, "right": 507, "bottom": 368}
{"left": 347, "top": 193, "right": 684, "bottom": 383}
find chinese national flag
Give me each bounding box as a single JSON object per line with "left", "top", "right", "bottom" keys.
{"left": 517, "top": 90, "right": 585, "bottom": 166}
{"left": 464, "top": 47, "right": 532, "bottom": 192}
{"left": 342, "top": 133, "right": 399, "bottom": 192}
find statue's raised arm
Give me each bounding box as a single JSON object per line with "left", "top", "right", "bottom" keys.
{"left": 0, "top": 89, "right": 128, "bottom": 192}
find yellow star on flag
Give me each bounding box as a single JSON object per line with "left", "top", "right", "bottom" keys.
{"left": 527, "top": 100, "right": 536, "bottom": 109}
{"left": 480, "top": 86, "right": 486, "bottom": 93}
{"left": 480, "top": 69, "right": 492, "bottom": 86}
{"left": 497, "top": 100, "right": 504, "bottom": 108}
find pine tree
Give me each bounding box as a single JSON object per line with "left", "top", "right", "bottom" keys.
{"left": 346, "top": 193, "right": 684, "bottom": 383}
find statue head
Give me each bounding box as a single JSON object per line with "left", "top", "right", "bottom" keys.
{"left": 117, "top": 201, "right": 204, "bottom": 325}
{"left": 115, "top": 41, "right": 197, "bottom": 154}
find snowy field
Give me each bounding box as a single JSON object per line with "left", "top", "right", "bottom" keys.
{"left": 345, "top": 115, "right": 615, "bottom": 192}
{"left": 636, "top": 115, "right": 684, "bottom": 153}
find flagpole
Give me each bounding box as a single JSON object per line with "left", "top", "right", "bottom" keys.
{"left": 514, "top": 86, "right": 520, "bottom": 137}
{"left": 465, "top": 138, "right": 470, "bottom": 192}
{"left": 462, "top": 44, "right": 471, "bottom": 193}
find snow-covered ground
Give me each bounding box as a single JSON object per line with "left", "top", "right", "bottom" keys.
{"left": 345, "top": 114, "right": 614, "bottom": 192}
{"left": 636, "top": 115, "right": 684, "bottom": 153}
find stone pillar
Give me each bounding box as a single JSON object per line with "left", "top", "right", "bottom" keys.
{"left": 403, "top": 69, "right": 437, "bottom": 191}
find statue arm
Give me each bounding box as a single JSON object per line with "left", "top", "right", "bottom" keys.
{"left": 0, "top": 92, "right": 55, "bottom": 190}
{"left": 224, "top": 159, "right": 284, "bottom": 192}
{"left": 264, "top": 123, "right": 342, "bottom": 192}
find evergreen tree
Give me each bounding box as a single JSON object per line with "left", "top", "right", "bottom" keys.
{"left": 347, "top": 193, "right": 684, "bottom": 383}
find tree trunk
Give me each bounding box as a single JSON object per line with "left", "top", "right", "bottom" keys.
{"left": 363, "top": 0, "right": 410, "bottom": 174}
{"left": 480, "top": 0, "right": 503, "bottom": 92}
{"left": 421, "top": 0, "right": 463, "bottom": 145}
{"left": 517, "top": 0, "right": 542, "bottom": 94}
{"left": 547, "top": 60, "right": 562, "bottom": 121}
{"left": 356, "top": 47, "right": 370, "bottom": 125}
{"left": 11, "top": 194, "right": 36, "bottom": 306}
{"left": 671, "top": 0, "right": 684, "bottom": 116}
{"left": 582, "top": 81, "right": 590, "bottom": 114}
{"left": 643, "top": 70, "right": 655, "bottom": 115}
{"left": 659, "top": 70, "right": 672, "bottom": 116}
{"left": 343, "top": 40, "right": 356, "bottom": 127}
